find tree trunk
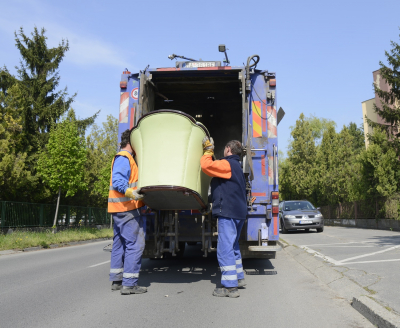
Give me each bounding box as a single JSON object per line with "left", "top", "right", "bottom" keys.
{"left": 52, "top": 187, "right": 61, "bottom": 231}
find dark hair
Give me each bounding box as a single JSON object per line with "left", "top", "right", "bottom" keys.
{"left": 225, "top": 140, "right": 243, "bottom": 156}
{"left": 120, "top": 129, "right": 131, "bottom": 148}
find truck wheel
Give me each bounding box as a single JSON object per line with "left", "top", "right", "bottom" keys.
{"left": 316, "top": 227, "right": 324, "bottom": 233}
{"left": 280, "top": 220, "right": 288, "bottom": 234}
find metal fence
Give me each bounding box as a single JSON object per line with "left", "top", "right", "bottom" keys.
{"left": 0, "top": 201, "right": 110, "bottom": 228}
{"left": 319, "top": 194, "right": 400, "bottom": 220}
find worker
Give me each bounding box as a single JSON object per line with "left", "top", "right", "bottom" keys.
{"left": 108, "top": 129, "right": 147, "bottom": 295}
{"left": 200, "top": 138, "right": 247, "bottom": 298}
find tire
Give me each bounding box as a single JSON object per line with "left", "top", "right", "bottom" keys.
{"left": 316, "top": 227, "right": 324, "bottom": 233}
{"left": 280, "top": 220, "right": 288, "bottom": 234}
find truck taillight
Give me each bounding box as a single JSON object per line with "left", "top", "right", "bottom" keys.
{"left": 120, "top": 81, "right": 127, "bottom": 89}
{"left": 271, "top": 191, "right": 279, "bottom": 213}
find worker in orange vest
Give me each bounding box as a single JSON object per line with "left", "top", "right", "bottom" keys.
{"left": 108, "top": 129, "right": 147, "bottom": 295}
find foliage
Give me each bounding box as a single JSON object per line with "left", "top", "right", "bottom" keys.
{"left": 0, "top": 84, "right": 37, "bottom": 201}
{"left": 37, "top": 111, "right": 88, "bottom": 197}
{"left": 357, "top": 128, "right": 400, "bottom": 198}
{"left": 0, "top": 27, "right": 98, "bottom": 203}
{"left": 65, "top": 115, "right": 118, "bottom": 207}
{"left": 289, "top": 113, "right": 336, "bottom": 146}
{"left": 0, "top": 228, "right": 113, "bottom": 251}
{"left": 368, "top": 31, "right": 400, "bottom": 155}
{"left": 280, "top": 113, "right": 317, "bottom": 202}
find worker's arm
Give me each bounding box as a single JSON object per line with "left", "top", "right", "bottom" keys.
{"left": 201, "top": 154, "right": 232, "bottom": 179}
{"left": 112, "top": 156, "right": 131, "bottom": 194}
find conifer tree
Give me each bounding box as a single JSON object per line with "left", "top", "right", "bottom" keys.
{"left": 0, "top": 27, "right": 98, "bottom": 155}
{"left": 368, "top": 31, "right": 400, "bottom": 154}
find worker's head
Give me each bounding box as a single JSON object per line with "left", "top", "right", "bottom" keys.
{"left": 224, "top": 140, "right": 242, "bottom": 157}
{"left": 120, "top": 129, "right": 133, "bottom": 152}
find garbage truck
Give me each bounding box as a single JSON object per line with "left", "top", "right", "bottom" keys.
{"left": 114, "top": 47, "right": 284, "bottom": 259}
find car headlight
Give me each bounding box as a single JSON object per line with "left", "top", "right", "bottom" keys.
{"left": 285, "top": 215, "right": 296, "bottom": 219}
{"left": 315, "top": 214, "right": 323, "bottom": 218}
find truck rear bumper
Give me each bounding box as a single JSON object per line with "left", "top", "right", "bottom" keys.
{"left": 248, "top": 245, "right": 282, "bottom": 252}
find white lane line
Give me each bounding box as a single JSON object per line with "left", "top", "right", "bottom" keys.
{"left": 301, "top": 242, "right": 359, "bottom": 247}
{"left": 315, "top": 246, "right": 374, "bottom": 248}
{"left": 301, "top": 246, "right": 342, "bottom": 266}
{"left": 342, "top": 259, "right": 400, "bottom": 265}
{"left": 88, "top": 260, "right": 110, "bottom": 268}
{"left": 340, "top": 245, "right": 400, "bottom": 263}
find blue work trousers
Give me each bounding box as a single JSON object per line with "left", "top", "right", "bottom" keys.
{"left": 109, "top": 210, "right": 146, "bottom": 287}
{"left": 217, "top": 217, "right": 245, "bottom": 288}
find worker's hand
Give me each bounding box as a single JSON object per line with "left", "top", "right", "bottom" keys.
{"left": 125, "top": 188, "right": 145, "bottom": 201}
{"left": 202, "top": 136, "right": 214, "bottom": 156}
{"left": 201, "top": 203, "right": 212, "bottom": 215}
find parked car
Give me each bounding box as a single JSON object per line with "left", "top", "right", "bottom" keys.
{"left": 279, "top": 200, "right": 324, "bottom": 233}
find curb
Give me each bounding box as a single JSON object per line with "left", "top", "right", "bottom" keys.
{"left": 0, "top": 238, "right": 112, "bottom": 256}
{"left": 281, "top": 239, "right": 400, "bottom": 328}
{"left": 352, "top": 296, "right": 400, "bottom": 328}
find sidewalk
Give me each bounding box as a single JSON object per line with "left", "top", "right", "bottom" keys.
{"left": 279, "top": 226, "right": 400, "bottom": 328}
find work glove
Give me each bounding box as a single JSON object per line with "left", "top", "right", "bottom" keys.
{"left": 201, "top": 203, "right": 212, "bottom": 215}
{"left": 202, "top": 136, "right": 214, "bottom": 156}
{"left": 125, "top": 188, "right": 145, "bottom": 201}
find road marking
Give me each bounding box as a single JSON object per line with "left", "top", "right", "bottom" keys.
{"left": 340, "top": 245, "right": 400, "bottom": 263}
{"left": 301, "top": 242, "right": 359, "bottom": 247}
{"left": 342, "top": 259, "right": 400, "bottom": 265}
{"left": 301, "top": 246, "right": 342, "bottom": 266}
{"left": 88, "top": 260, "right": 110, "bottom": 268}
{"left": 314, "top": 246, "right": 374, "bottom": 248}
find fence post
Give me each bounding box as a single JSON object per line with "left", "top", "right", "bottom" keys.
{"left": 354, "top": 201, "right": 357, "bottom": 221}
{"left": 1, "top": 201, "right": 5, "bottom": 228}
{"left": 39, "top": 204, "right": 44, "bottom": 227}
{"left": 66, "top": 206, "right": 70, "bottom": 226}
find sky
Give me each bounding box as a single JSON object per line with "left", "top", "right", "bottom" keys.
{"left": 1, "top": 0, "right": 399, "bottom": 154}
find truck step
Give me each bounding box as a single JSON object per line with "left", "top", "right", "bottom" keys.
{"left": 248, "top": 245, "right": 282, "bottom": 252}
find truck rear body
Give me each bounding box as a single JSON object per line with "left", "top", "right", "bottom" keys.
{"left": 117, "top": 59, "right": 280, "bottom": 258}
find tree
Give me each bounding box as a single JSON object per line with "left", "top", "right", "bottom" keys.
{"left": 67, "top": 115, "right": 118, "bottom": 207}
{"left": 37, "top": 111, "right": 87, "bottom": 226}
{"left": 358, "top": 128, "right": 400, "bottom": 199}
{"left": 347, "top": 122, "right": 365, "bottom": 152}
{"left": 0, "top": 27, "right": 98, "bottom": 202}
{"left": 289, "top": 114, "right": 336, "bottom": 146}
{"left": 368, "top": 31, "right": 400, "bottom": 154}
{"left": 280, "top": 113, "right": 317, "bottom": 202}
{"left": 0, "top": 84, "right": 37, "bottom": 200}
{"left": 316, "top": 126, "right": 361, "bottom": 205}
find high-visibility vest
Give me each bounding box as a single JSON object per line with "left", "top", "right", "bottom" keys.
{"left": 108, "top": 150, "right": 145, "bottom": 213}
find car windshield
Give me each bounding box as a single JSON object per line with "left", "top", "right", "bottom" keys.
{"left": 284, "top": 201, "right": 315, "bottom": 211}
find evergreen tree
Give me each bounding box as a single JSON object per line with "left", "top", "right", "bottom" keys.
{"left": 0, "top": 27, "right": 98, "bottom": 202}
{"left": 0, "top": 27, "right": 98, "bottom": 154}
{"left": 368, "top": 31, "right": 400, "bottom": 154}
{"left": 282, "top": 113, "right": 317, "bottom": 202}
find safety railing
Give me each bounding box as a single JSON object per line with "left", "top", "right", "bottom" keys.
{"left": 0, "top": 201, "right": 110, "bottom": 228}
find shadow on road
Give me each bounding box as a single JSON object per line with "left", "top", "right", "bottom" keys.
{"left": 139, "top": 244, "right": 276, "bottom": 287}
{"left": 365, "top": 234, "right": 400, "bottom": 246}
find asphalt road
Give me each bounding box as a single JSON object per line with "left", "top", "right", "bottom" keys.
{"left": 280, "top": 226, "right": 400, "bottom": 315}
{"left": 0, "top": 240, "right": 373, "bottom": 328}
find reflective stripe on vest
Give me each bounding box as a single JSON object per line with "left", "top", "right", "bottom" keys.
{"left": 109, "top": 182, "right": 138, "bottom": 191}
{"left": 108, "top": 151, "right": 144, "bottom": 213}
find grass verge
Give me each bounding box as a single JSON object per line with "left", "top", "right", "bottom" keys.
{"left": 0, "top": 228, "right": 113, "bottom": 251}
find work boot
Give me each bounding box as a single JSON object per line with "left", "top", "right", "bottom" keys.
{"left": 111, "top": 281, "right": 122, "bottom": 291}
{"left": 212, "top": 287, "right": 240, "bottom": 298}
{"left": 120, "top": 285, "right": 148, "bottom": 295}
{"left": 238, "top": 279, "right": 246, "bottom": 288}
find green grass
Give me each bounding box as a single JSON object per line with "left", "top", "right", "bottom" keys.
{"left": 0, "top": 228, "right": 113, "bottom": 251}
